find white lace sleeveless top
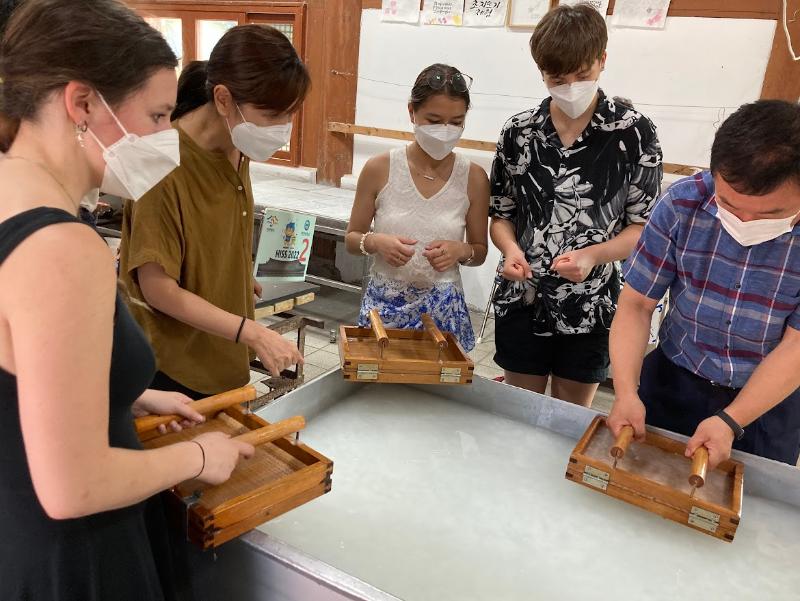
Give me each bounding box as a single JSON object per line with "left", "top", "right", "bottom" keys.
{"left": 371, "top": 147, "right": 470, "bottom": 286}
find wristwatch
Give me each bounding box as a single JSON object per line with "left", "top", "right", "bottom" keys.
{"left": 714, "top": 409, "right": 745, "bottom": 441}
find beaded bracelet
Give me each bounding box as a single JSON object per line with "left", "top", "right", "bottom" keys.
{"left": 359, "top": 232, "right": 373, "bottom": 256}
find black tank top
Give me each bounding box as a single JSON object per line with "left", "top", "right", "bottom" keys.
{"left": 0, "top": 207, "right": 164, "bottom": 600}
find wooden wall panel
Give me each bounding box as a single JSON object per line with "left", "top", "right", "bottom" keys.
{"left": 134, "top": 1, "right": 311, "bottom": 10}
{"left": 298, "top": 0, "right": 326, "bottom": 172}
{"left": 300, "top": 0, "right": 361, "bottom": 184}
{"left": 761, "top": 0, "right": 800, "bottom": 101}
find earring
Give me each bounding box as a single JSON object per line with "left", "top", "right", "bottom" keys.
{"left": 75, "top": 122, "right": 88, "bottom": 148}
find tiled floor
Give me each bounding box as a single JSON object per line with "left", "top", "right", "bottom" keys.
{"left": 254, "top": 302, "right": 618, "bottom": 413}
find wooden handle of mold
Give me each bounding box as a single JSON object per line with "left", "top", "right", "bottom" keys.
{"left": 234, "top": 416, "right": 306, "bottom": 447}
{"left": 689, "top": 446, "right": 709, "bottom": 488}
{"left": 135, "top": 385, "right": 257, "bottom": 435}
{"left": 610, "top": 425, "right": 634, "bottom": 459}
{"left": 369, "top": 309, "right": 389, "bottom": 348}
{"left": 421, "top": 314, "right": 448, "bottom": 349}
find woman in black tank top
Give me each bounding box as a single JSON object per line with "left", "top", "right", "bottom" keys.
{"left": 0, "top": 2, "right": 252, "bottom": 599}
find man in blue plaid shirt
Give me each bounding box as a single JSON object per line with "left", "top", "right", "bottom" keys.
{"left": 608, "top": 100, "right": 800, "bottom": 468}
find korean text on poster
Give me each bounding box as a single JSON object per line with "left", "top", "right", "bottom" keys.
{"left": 254, "top": 210, "right": 316, "bottom": 283}
{"left": 422, "top": 0, "right": 464, "bottom": 26}
{"left": 464, "top": 0, "right": 508, "bottom": 27}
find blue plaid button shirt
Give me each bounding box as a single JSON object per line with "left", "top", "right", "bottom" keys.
{"left": 623, "top": 171, "right": 800, "bottom": 388}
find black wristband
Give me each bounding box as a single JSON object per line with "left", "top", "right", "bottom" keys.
{"left": 191, "top": 440, "right": 205, "bottom": 479}
{"left": 234, "top": 316, "right": 247, "bottom": 344}
{"left": 714, "top": 409, "right": 745, "bottom": 441}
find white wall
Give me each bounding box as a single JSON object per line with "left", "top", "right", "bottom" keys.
{"left": 353, "top": 10, "right": 777, "bottom": 310}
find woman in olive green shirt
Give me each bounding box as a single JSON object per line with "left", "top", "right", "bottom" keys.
{"left": 120, "top": 25, "right": 309, "bottom": 397}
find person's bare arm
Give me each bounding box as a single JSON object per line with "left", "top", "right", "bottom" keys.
{"left": 490, "top": 218, "right": 532, "bottom": 281}
{"left": 424, "top": 163, "right": 490, "bottom": 271}
{"left": 5, "top": 225, "right": 251, "bottom": 519}
{"left": 552, "top": 225, "right": 644, "bottom": 283}
{"left": 607, "top": 285, "right": 659, "bottom": 441}
{"left": 137, "top": 263, "right": 302, "bottom": 375}
{"left": 345, "top": 154, "right": 416, "bottom": 266}
{"left": 687, "top": 325, "right": 800, "bottom": 469}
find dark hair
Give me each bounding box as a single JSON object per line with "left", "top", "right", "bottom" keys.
{"left": 0, "top": 0, "right": 22, "bottom": 38}
{"left": 0, "top": 0, "right": 177, "bottom": 152}
{"left": 613, "top": 96, "right": 634, "bottom": 109}
{"left": 710, "top": 100, "right": 800, "bottom": 196}
{"left": 172, "top": 25, "right": 310, "bottom": 121}
{"left": 530, "top": 4, "right": 608, "bottom": 76}
{"left": 409, "top": 63, "right": 471, "bottom": 112}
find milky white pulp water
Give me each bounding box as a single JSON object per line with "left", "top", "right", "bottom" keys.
{"left": 259, "top": 386, "right": 800, "bottom": 601}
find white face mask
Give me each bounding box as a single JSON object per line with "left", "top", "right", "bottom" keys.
{"left": 87, "top": 94, "right": 180, "bottom": 200}
{"left": 80, "top": 188, "right": 101, "bottom": 213}
{"left": 228, "top": 105, "right": 292, "bottom": 162}
{"left": 716, "top": 202, "right": 799, "bottom": 247}
{"left": 549, "top": 80, "right": 600, "bottom": 119}
{"left": 413, "top": 123, "right": 463, "bottom": 161}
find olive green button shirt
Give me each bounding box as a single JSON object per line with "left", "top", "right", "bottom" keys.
{"left": 120, "top": 125, "right": 255, "bottom": 395}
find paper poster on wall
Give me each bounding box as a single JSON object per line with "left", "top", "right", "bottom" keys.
{"left": 254, "top": 209, "right": 316, "bottom": 283}
{"left": 463, "top": 0, "right": 508, "bottom": 27}
{"left": 556, "top": 0, "right": 610, "bottom": 15}
{"left": 422, "top": 0, "right": 464, "bottom": 26}
{"left": 381, "top": 0, "right": 421, "bottom": 23}
{"left": 506, "top": 0, "right": 549, "bottom": 29}
{"left": 612, "top": 0, "right": 671, "bottom": 29}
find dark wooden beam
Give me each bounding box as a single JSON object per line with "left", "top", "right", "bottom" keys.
{"left": 299, "top": 0, "right": 361, "bottom": 185}
{"left": 131, "top": 1, "right": 307, "bottom": 10}
{"left": 761, "top": 0, "right": 800, "bottom": 101}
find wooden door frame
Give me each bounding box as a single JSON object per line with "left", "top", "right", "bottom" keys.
{"left": 133, "top": 0, "right": 798, "bottom": 183}
{"left": 130, "top": 1, "right": 309, "bottom": 167}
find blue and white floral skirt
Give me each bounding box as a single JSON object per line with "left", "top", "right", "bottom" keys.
{"left": 358, "top": 275, "right": 475, "bottom": 352}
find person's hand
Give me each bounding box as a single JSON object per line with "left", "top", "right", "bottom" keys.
{"left": 191, "top": 431, "right": 255, "bottom": 485}
{"left": 241, "top": 320, "right": 304, "bottom": 376}
{"left": 607, "top": 392, "right": 647, "bottom": 441}
{"left": 501, "top": 245, "right": 532, "bottom": 282}
{"left": 371, "top": 233, "right": 417, "bottom": 267}
{"left": 552, "top": 247, "right": 598, "bottom": 283}
{"left": 253, "top": 278, "right": 263, "bottom": 302}
{"left": 132, "top": 389, "right": 204, "bottom": 434}
{"left": 422, "top": 240, "right": 468, "bottom": 272}
{"left": 685, "top": 416, "right": 735, "bottom": 471}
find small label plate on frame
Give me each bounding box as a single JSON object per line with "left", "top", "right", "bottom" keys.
{"left": 582, "top": 465, "right": 609, "bottom": 491}
{"left": 688, "top": 506, "right": 720, "bottom": 533}
{"left": 440, "top": 367, "right": 462, "bottom": 383}
{"left": 356, "top": 364, "right": 379, "bottom": 380}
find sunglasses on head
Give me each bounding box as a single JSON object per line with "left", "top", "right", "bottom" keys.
{"left": 425, "top": 70, "right": 473, "bottom": 93}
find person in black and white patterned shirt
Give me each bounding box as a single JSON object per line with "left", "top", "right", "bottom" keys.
{"left": 489, "top": 3, "right": 663, "bottom": 407}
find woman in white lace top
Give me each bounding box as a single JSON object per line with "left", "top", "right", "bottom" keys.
{"left": 345, "top": 64, "right": 489, "bottom": 351}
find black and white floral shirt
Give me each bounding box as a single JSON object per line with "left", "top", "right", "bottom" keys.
{"left": 490, "top": 91, "right": 663, "bottom": 335}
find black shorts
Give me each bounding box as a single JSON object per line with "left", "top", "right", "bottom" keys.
{"left": 493, "top": 309, "right": 609, "bottom": 384}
